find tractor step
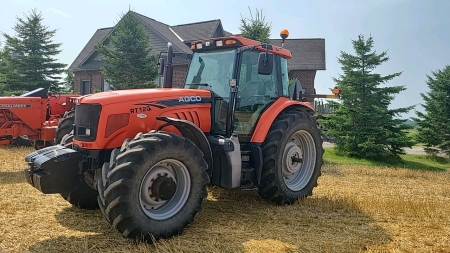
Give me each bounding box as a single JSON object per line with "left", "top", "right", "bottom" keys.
{"left": 241, "top": 183, "right": 258, "bottom": 191}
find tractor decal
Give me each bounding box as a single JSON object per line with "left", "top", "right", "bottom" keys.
{"left": 0, "top": 104, "right": 32, "bottom": 108}
{"left": 136, "top": 97, "right": 212, "bottom": 108}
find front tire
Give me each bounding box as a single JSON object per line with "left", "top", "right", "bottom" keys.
{"left": 98, "top": 131, "right": 209, "bottom": 242}
{"left": 258, "top": 111, "right": 323, "bottom": 205}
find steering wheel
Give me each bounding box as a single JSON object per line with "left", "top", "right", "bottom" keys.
{"left": 242, "top": 95, "right": 266, "bottom": 101}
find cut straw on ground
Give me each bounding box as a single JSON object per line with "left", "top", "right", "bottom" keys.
{"left": 0, "top": 146, "right": 449, "bottom": 253}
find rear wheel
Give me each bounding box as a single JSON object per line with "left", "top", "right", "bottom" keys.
{"left": 55, "top": 108, "right": 75, "bottom": 145}
{"left": 58, "top": 132, "right": 99, "bottom": 209}
{"left": 97, "top": 131, "right": 209, "bottom": 242}
{"left": 258, "top": 111, "right": 323, "bottom": 205}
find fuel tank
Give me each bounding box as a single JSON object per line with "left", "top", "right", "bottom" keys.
{"left": 72, "top": 88, "right": 213, "bottom": 149}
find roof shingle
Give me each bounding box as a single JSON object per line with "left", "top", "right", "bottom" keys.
{"left": 68, "top": 27, "right": 113, "bottom": 71}
{"left": 270, "top": 38, "right": 326, "bottom": 70}
{"left": 69, "top": 12, "right": 228, "bottom": 72}
{"left": 170, "top": 20, "right": 221, "bottom": 42}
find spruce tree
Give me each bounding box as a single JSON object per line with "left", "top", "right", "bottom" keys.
{"left": 96, "top": 12, "right": 158, "bottom": 90}
{"left": 322, "top": 34, "right": 415, "bottom": 161}
{"left": 1, "top": 9, "right": 66, "bottom": 93}
{"left": 239, "top": 7, "right": 272, "bottom": 43}
{"left": 0, "top": 47, "right": 7, "bottom": 94}
{"left": 413, "top": 65, "right": 450, "bottom": 157}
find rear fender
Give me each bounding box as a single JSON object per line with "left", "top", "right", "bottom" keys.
{"left": 250, "top": 98, "right": 315, "bottom": 143}
{"left": 156, "top": 116, "right": 213, "bottom": 176}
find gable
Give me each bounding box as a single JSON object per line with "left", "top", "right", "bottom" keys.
{"left": 68, "top": 27, "right": 113, "bottom": 71}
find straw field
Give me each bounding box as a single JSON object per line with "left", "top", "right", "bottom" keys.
{"left": 0, "top": 146, "right": 449, "bottom": 253}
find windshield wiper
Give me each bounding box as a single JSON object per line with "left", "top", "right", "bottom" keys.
{"left": 186, "top": 83, "right": 210, "bottom": 87}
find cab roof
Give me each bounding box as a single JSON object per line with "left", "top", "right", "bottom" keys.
{"left": 190, "top": 35, "right": 293, "bottom": 59}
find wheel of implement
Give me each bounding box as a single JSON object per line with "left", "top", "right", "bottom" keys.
{"left": 258, "top": 110, "right": 324, "bottom": 205}
{"left": 55, "top": 108, "right": 75, "bottom": 145}
{"left": 97, "top": 131, "right": 209, "bottom": 243}
{"left": 14, "top": 135, "right": 33, "bottom": 147}
{"left": 58, "top": 132, "right": 99, "bottom": 209}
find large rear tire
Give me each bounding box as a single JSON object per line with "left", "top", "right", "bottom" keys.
{"left": 58, "top": 132, "right": 99, "bottom": 209}
{"left": 97, "top": 131, "right": 209, "bottom": 242}
{"left": 55, "top": 108, "right": 75, "bottom": 145}
{"left": 258, "top": 111, "right": 323, "bottom": 205}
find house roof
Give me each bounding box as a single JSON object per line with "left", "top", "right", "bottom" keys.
{"left": 270, "top": 38, "right": 326, "bottom": 70}
{"left": 131, "top": 12, "right": 192, "bottom": 54}
{"left": 68, "top": 27, "right": 113, "bottom": 71}
{"left": 69, "top": 11, "right": 230, "bottom": 72}
{"left": 68, "top": 11, "right": 326, "bottom": 72}
{"left": 170, "top": 19, "right": 221, "bottom": 42}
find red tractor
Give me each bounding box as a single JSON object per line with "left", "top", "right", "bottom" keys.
{"left": 0, "top": 88, "right": 78, "bottom": 149}
{"left": 24, "top": 30, "right": 340, "bottom": 242}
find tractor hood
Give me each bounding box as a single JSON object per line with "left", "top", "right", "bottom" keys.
{"left": 77, "top": 88, "right": 213, "bottom": 106}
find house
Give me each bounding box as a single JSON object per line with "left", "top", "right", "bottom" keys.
{"left": 68, "top": 11, "right": 325, "bottom": 97}
{"left": 270, "top": 38, "right": 325, "bottom": 96}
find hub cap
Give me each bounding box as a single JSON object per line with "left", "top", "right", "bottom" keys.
{"left": 139, "top": 159, "right": 191, "bottom": 220}
{"left": 282, "top": 130, "right": 317, "bottom": 191}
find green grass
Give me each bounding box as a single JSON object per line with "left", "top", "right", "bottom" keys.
{"left": 405, "top": 128, "right": 425, "bottom": 146}
{"left": 323, "top": 147, "right": 449, "bottom": 171}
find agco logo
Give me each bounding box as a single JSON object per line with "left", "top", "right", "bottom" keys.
{"left": 179, "top": 96, "right": 202, "bottom": 103}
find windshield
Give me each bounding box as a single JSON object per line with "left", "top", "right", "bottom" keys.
{"left": 184, "top": 49, "right": 236, "bottom": 99}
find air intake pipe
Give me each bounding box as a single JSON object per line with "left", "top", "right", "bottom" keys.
{"left": 162, "top": 42, "right": 173, "bottom": 88}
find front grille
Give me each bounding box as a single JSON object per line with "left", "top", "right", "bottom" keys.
{"left": 74, "top": 103, "right": 102, "bottom": 142}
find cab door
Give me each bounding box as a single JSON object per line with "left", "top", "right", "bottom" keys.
{"left": 233, "top": 51, "right": 281, "bottom": 139}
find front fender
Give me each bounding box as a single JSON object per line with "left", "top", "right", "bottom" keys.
{"left": 156, "top": 116, "right": 213, "bottom": 176}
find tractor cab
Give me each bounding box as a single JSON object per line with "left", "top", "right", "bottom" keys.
{"left": 181, "top": 31, "right": 294, "bottom": 140}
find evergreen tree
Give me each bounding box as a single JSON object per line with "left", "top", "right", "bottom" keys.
{"left": 239, "top": 7, "right": 272, "bottom": 44}
{"left": 0, "top": 46, "right": 7, "bottom": 94}
{"left": 96, "top": 12, "right": 158, "bottom": 90}
{"left": 322, "top": 34, "right": 415, "bottom": 162}
{"left": 1, "top": 9, "right": 66, "bottom": 92}
{"left": 413, "top": 65, "right": 450, "bottom": 157}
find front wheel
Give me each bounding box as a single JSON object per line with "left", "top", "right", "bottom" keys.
{"left": 98, "top": 131, "right": 209, "bottom": 242}
{"left": 258, "top": 111, "right": 324, "bottom": 205}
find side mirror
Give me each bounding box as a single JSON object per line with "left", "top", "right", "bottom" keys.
{"left": 258, "top": 52, "right": 273, "bottom": 75}
{"left": 158, "top": 57, "right": 165, "bottom": 75}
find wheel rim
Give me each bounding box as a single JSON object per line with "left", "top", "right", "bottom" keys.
{"left": 139, "top": 159, "right": 191, "bottom": 220}
{"left": 282, "top": 130, "right": 317, "bottom": 191}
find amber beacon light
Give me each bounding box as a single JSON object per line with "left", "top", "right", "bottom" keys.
{"left": 280, "top": 29, "right": 289, "bottom": 47}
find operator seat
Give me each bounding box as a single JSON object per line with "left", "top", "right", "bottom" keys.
{"left": 239, "top": 80, "right": 266, "bottom": 111}
{"left": 20, "top": 88, "right": 47, "bottom": 99}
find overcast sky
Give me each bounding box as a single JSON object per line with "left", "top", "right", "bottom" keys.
{"left": 1, "top": 0, "right": 449, "bottom": 118}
